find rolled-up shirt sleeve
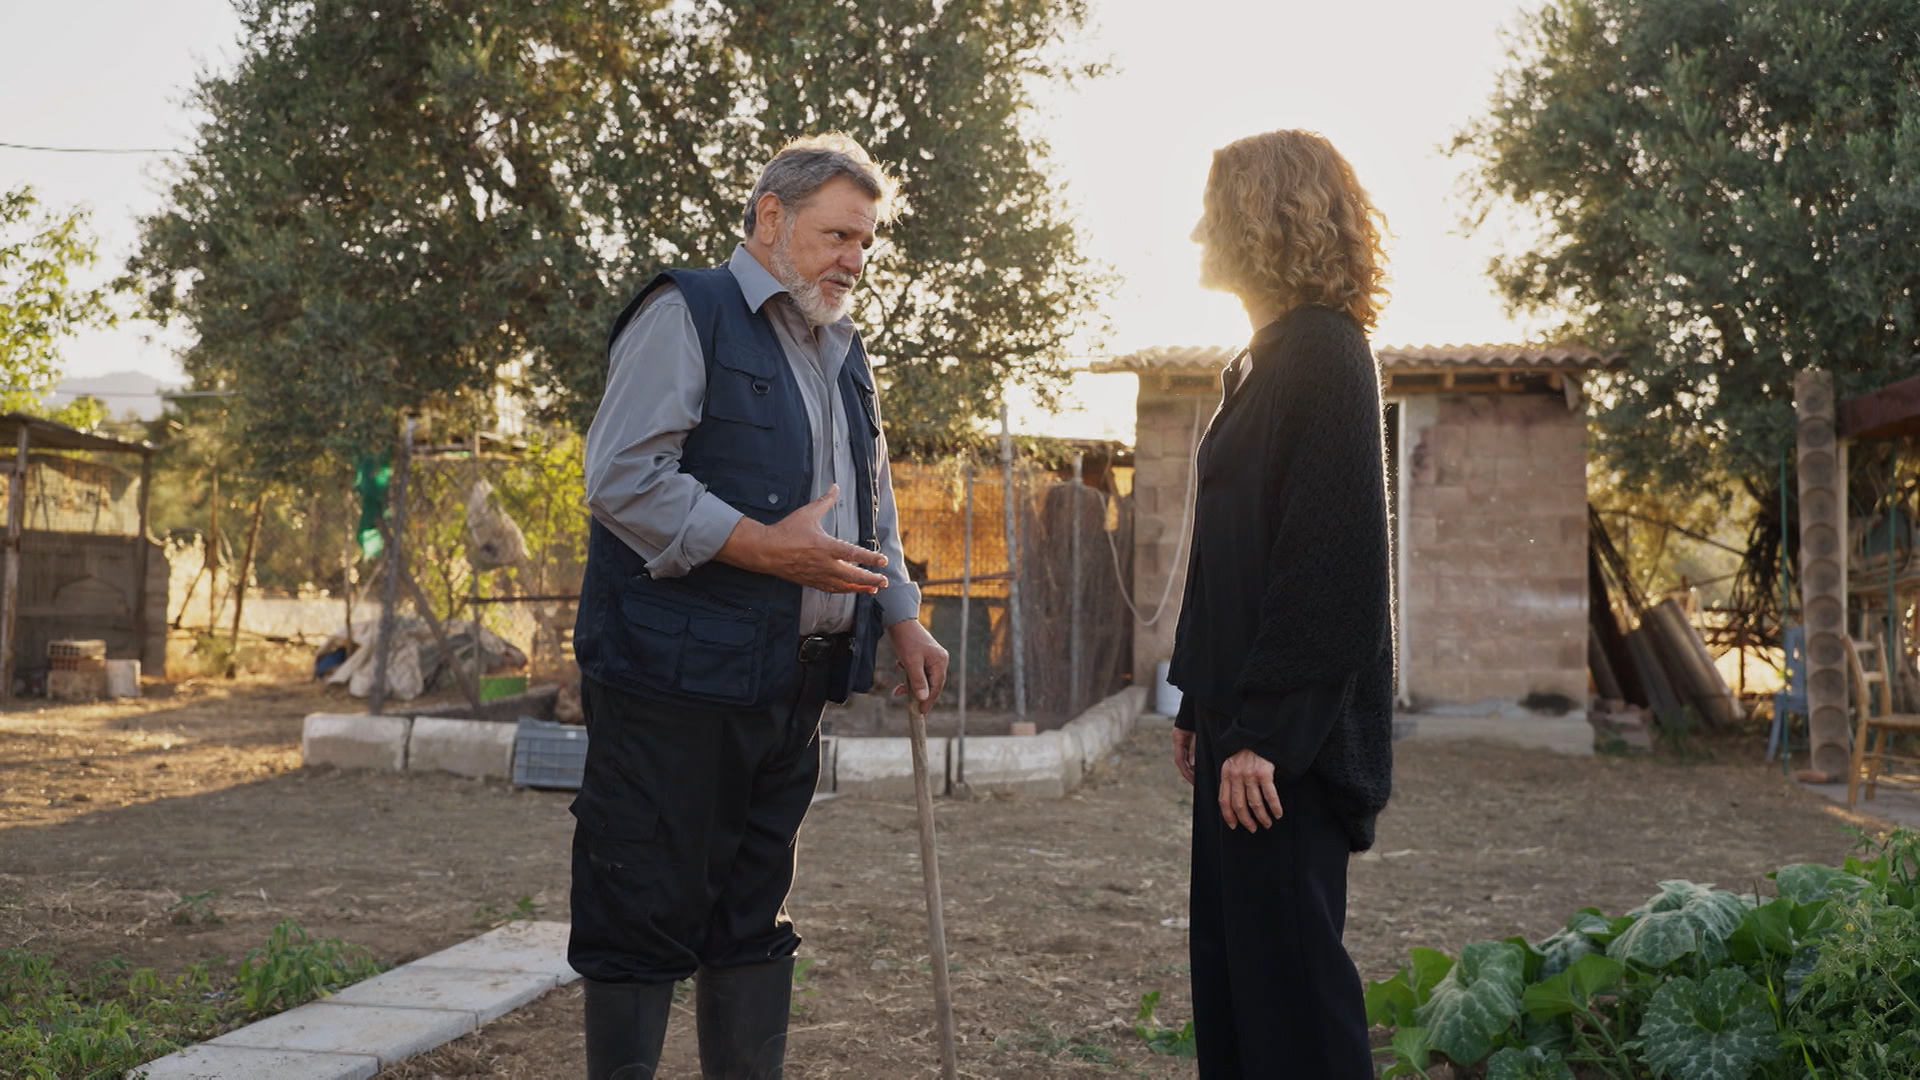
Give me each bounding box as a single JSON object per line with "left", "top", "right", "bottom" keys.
{"left": 868, "top": 392, "right": 922, "bottom": 626}
{"left": 584, "top": 286, "right": 743, "bottom": 578}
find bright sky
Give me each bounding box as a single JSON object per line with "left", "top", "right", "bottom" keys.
{"left": 1, "top": 0, "right": 1548, "bottom": 438}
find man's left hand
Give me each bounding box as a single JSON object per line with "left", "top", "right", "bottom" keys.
{"left": 887, "top": 619, "right": 949, "bottom": 716}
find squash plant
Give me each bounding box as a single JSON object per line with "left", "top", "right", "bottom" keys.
{"left": 1367, "top": 828, "right": 1920, "bottom": 1079}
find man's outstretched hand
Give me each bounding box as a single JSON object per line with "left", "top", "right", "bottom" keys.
{"left": 889, "top": 618, "right": 949, "bottom": 716}
{"left": 717, "top": 484, "right": 889, "bottom": 593}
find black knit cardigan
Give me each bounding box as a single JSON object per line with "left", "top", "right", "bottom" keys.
{"left": 1168, "top": 305, "right": 1396, "bottom": 851}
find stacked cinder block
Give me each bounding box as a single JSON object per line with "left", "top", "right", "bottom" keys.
{"left": 1401, "top": 394, "right": 1589, "bottom": 707}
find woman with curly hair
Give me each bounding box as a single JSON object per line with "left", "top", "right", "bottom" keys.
{"left": 1167, "top": 129, "right": 1395, "bottom": 1078}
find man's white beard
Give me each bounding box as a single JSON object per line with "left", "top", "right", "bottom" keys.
{"left": 771, "top": 230, "right": 855, "bottom": 327}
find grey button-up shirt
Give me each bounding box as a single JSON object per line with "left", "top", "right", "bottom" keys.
{"left": 584, "top": 245, "right": 921, "bottom": 634}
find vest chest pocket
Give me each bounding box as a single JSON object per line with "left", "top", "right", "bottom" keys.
{"left": 706, "top": 366, "right": 779, "bottom": 428}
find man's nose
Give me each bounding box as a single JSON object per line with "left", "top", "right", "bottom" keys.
{"left": 841, "top": 247, "right": 864, "bottom": 275}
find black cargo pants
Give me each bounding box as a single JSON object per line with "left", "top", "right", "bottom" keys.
{"left": 567, "top": 647, "right": 832, "bottom": 983}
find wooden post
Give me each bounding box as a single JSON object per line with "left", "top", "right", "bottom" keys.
{"left": 206, "top": 466, "right": 221, "bottom": 632}
{"left": 907, "top": 703, "right": 960, "bottom": 1080}
{"left": 133, "top": 452, "right": 153, "bottom": 673}
{"left": 0, "top": 426, "right": 29, "bottom": 700}
{"left": 225, "top": 491, "right": 268, "bottom": 677}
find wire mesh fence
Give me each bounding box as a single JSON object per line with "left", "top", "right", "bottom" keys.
{"left": 162, "top": 433, "right": 1136, "bottom": 721}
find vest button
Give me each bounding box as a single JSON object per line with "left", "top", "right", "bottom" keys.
{"left": 767, "top": 494, "right": 779, "bottom": 505}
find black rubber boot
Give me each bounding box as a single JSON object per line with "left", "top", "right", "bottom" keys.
{"left": 584, "top": 978, "right": 674, "bottom": 1080}
{"left": 695, "top": 958, "right": 794, "bottom": 1079}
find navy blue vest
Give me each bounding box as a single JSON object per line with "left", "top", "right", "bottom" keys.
{"left": 574, "top": 266, "right": 885, "bottom": 707}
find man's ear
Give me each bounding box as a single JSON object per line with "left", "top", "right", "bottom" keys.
{"left": 752, "top": 193, "right": 784, "bottom": 245}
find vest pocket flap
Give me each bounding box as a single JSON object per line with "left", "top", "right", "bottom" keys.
{"left": 687, "top": 616, "right": 757, "bottom": 647}
{"left": 570, "top": 791, "right": 658, "bottom": 842}
{"left": 702, "top": 467, "right": 798, "bottom": 516}
{"left": 705, "top": 368, "right": 779, "bottom": 428}
{"left": 621, "top": 597, "right": 688, "bottom": 636}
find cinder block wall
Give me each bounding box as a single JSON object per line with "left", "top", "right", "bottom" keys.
{"left": 1400, "top": 393, "right": 1588, "bottom": 707}
{"left": 1130, "top": 382, "right": 1213, "bottom": 684}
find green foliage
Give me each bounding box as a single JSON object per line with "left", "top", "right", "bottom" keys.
{"left": 1487, "top": 1045, "right": 1577, "bottom": 1080}
{"left": 1370, "top": 828, "right": 1920, "bottom": 1079}
{"left": 1415, "top": 940, "right": 1527, "bottom": 1064}
{"left": 1131, "top": 990, "right": 1196, "bottom": 1058}
{"left": 232, "top": 921, "right": 383, "bottom": 1015}
{"left": 0, "top": 922, "right": 381, "bottom": 1079}
{"left": 0, "top": 186, "right": 118, "bottom": 415}
{"left": 131, "top": 0, "right": 1108, "bottom": 474}
{"left": 1454, "top": 0, "right": 1920, "bottom": 497}
{"left": 1639, "top": 969, "right": 1778, "bottom": 1080}
{"left": 1606, "top": 880, "right": 1748, "bottom": 970}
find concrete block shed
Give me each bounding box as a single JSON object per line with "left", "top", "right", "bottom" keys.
{"left": 0, "top": 413, "right": 167, "bottom": 694}
{"left": 1092, "top": 343, "right": 1610, "bottom": 711}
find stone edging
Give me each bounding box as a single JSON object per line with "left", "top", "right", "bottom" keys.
{"left": 298, "top": 686, "right": 1153, "bottom": 796}
{"left": 829, "top": 686, "right": 1149, "bottom": 799}
{"left": 132, "top": 921, "right": 577, "bottom": 1079}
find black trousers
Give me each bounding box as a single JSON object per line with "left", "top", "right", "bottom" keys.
{"left": 568, "top": 659, "right": 828, "bottom": 984}
{"left": 1189, "top": 712, "right": 1373, "bottom": 1079}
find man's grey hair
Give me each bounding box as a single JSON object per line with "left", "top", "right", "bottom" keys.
{"left": 742, "top": 133, "right": 904, "bottom": 234}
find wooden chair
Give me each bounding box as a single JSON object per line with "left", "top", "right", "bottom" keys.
{"left": 1845, "top": 636, "right": 1920, "bottom": 808}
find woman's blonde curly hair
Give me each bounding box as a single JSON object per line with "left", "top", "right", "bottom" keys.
{"left": 1198, "top": 130, "right": 1389, "bottom": 331}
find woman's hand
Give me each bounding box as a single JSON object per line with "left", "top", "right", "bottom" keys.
{"left": 1171, "top": 729, "right": 1195, "bottom": 785}
{"left": 1219, "top": 749, "right": 1283, "bottom": 830}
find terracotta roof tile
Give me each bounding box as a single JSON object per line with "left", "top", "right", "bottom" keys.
{"left": 1089, "top": 342, "right": 1614, "bottom": 374}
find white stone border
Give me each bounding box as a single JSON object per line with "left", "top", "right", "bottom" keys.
{"left": 297, "top": 686, "right": 1154, "bottom": 797}
{"left": 132, "top": 921, "right": 577, "bottom": 1079}
{"left": 830, "top": 686, "right": 1149, "bottom": 798}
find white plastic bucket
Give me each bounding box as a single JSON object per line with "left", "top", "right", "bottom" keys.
{"left": 1153, "top": 660, "right": 1182, "bottom": 717}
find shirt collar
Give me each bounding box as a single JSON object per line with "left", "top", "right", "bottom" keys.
{"left": 727, "top": 244, "right": 786, "bottom": 314}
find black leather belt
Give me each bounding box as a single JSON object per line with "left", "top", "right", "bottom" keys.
{"left": 797, "top": 633, "right": 850, "bottom": 663}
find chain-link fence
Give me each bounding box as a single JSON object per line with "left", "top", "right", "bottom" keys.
{"left": 162, "top": 430, "right": 587, "bottom": 692}
{"left": 891, "top": 454, "right": 1135, "bottom": 729}
{"left": 164, "top": 432, "right": 1136, "bottom": 721}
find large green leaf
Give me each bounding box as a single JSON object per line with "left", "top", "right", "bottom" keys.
{"left": 1415, "top": 940, "right": 1526, "bottom": 1064}
{"left": 1536, "top": 909, "right": 1614, "bottom": 977}
{"left": 1409, "top": 947, "right": 1455, "bottom": 996}
{"left": 1487, "top": 1045, "right": 1577, "bottom": 1080}
{"left": 1367, "top": 947, "right": 1457, "bottom": 1029}
{"left": 1520, "top": 952, "right": 1625, "bottom": 1022}
{"left": 1383, "top": 1025, "right": 1433, "bottom": 1079}
{"left": 1771, "top": 864, "right": 1870, "bottom": 905}
{"left": 1365, "top": 972, "right": 1419, "bottom": 1030}
{"left": 1608, "top": 882, "right": 1749, "bottom": 970}
{"left": 1638, "top": 969, "right": 1781, "bottom": 1080}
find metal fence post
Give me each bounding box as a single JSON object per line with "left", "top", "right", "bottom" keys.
{"left": 958, "top": 464, "right": 972, "bottom": 786}
{"left": 1001, "top": 405, "right": 1026, "bottom": 725}
{"left": 1070, "top": 452, "right": 1084, "bottom": 717}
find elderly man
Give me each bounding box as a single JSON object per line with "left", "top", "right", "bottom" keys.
{"left": 570, "top": 133, "right": 948, "bottom": 1079}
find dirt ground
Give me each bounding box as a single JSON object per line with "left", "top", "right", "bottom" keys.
{"left": 0, "top": 678, "right": 1888, "bottom": 1078}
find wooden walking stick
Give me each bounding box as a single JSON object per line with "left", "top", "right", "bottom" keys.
{"left": 906, "top": 699, "right": 960, "bottom": 1079}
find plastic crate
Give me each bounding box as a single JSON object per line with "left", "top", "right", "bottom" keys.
{"left": 479, "top": 674, "right": 529, "bottom": 702}
{"left": 512, "top": 716, "right": 588, "bottom": 789}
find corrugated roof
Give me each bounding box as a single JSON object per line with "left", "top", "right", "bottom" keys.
{"left": 1090, "top": 343, "right": 1614, "bottom": 374}
{"left": 0, "top": 412, "right": 155, "bottom": 456}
